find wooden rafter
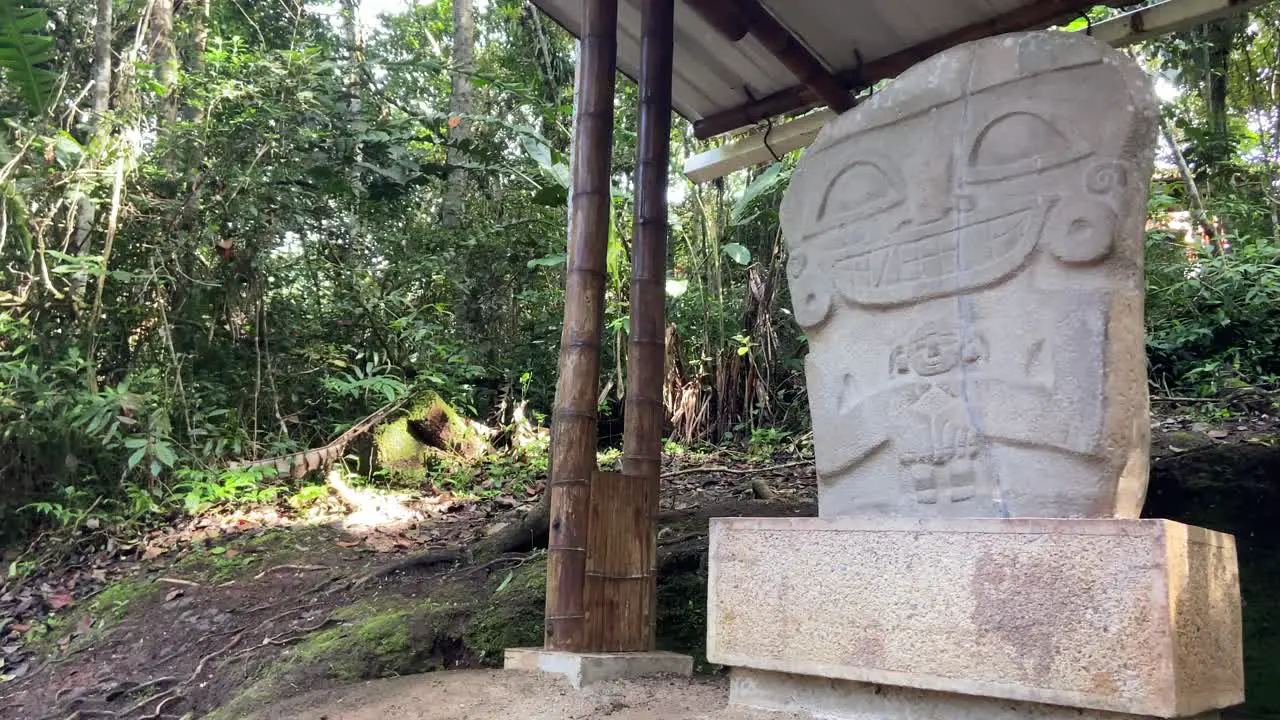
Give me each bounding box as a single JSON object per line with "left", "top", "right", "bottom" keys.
{"left": 693, "top": 0, "right": 1114, "bottom": 140}
{"left": 685, "top": 0, "right": 853, "bottom": 119}
{"left": 685, "top": 0, "right": 1273, "bottom": 183}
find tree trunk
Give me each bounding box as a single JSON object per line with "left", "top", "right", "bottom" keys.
{"left": 1160, "top": 115, "right": 1218, "bottom": 250}
{"left": 149, "top": 0, "right": 178, "bottom": 123}
{"left": 70, "top": 0, "right": 114, "bottom": 310}
{"left": 340, "top": 0, "right": 366, "bottom": 245}
{"left": 341, "top": 0, "right": 364, "bottom": 117}
{"left": 442, "top": 0, "right": 475, "bottom": 229}
{"left": 181, "top": 0, "right": 210, "bottom": 123}
{"left": 91, "top": 0, "right": 112, "bottom": 140}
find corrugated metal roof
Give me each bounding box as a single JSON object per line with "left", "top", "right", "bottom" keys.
{"left": 530, "top": 0, "right": 1049, "bottom": 130}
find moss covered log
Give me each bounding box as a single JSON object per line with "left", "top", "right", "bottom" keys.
{"left": 375, "top": 393, "right": 493, "bottom": 483}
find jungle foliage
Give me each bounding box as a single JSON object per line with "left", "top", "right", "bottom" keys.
{"left": 1, "top": 0, "right": 1279, "bottom": 543}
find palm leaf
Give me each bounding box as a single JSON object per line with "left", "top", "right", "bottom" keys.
{"left": 0, "top": 0, "right": 58, "bottom": 115}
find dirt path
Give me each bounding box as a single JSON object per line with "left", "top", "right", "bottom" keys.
{"left": 247, "top": 671, "right": 802, "bottom": 720}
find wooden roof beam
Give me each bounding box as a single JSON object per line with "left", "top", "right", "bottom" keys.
{"left": 685, "top": 0, "right": 1273, "bottom": 183}
{"left": 685, "top": 0, "right": 854, "bottom": 118}
{"left": 692, "top": 0, "right": 1118, "bottom": 140}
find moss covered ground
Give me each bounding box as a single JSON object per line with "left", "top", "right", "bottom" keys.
{"left": 26, "top": 577, "right": 159, "bottom": 656}
{"left": 211, "top": 556, "right": 549, "bottom": 718}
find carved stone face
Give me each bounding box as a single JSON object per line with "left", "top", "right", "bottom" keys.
{"left": 781, "top": 32, "right": 1157, "bottom": 520}
{"left": 891, "top": 322, "right": 984, "bottom": 378}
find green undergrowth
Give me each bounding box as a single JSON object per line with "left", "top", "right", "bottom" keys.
{"left": 27, "top": 578, "right": 158, "bottom": 657}
{"left": 212, "top": 555, "right": 549, "bottom": 719}
{"left": 170, "top": 525, "right": 336, "bottom": 583}
{"left": 214, "top": 546, "right": 715, "bottom": 718}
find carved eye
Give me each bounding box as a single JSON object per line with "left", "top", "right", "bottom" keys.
{"left": 817, "top": 160, "right": 905, "bottom": 225}
{"left": 967, "top": 112, "right": 1088, "bottom": 183}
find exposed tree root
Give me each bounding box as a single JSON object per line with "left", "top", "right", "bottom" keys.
{"left": 352, "top": 549, "right": 463, "bottom": 587}
{"left": 251, "top": 564, "right": 327, "bottom": 580}
{"left": 658, "top": 460, "right": 812, "bottom": 479}
{"left": 120, "top": 689, "right": 179, "bottom": 719}
{"left": 187, "top": 633, "right": 243, "bottom": 684}
{"left": 133, "top": 693, "right": 181, "bottom": 720}
{"left": 104, "top": 677, "right": 176, "bottom": 702}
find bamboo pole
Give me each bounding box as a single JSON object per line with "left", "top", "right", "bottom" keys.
{"left": 613, "top": 0, "right": 675, "bottom": 651}
{"left": 545, "top": 0, "right": 618, "bottom": 653}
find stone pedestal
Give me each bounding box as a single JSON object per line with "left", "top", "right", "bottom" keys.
{"left": 707, "top": 517, "right": 1243, "bottom": 719}
{"left": 503, "top": 648, "right": 692, "bottom": 689}
{"left": 711, "top": 25, "right": 1243, "bottom": 720}
{"left": 730, "top": 669, "right": 1222, "bottom": 720}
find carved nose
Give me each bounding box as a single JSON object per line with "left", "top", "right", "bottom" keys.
{"left": 913, "top": 193, "right": 975, "bottom": 226}
{"left": 913, "top": 195, "right": 952, "bottom": 225}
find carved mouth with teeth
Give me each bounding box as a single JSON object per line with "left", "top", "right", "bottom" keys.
{"left": 830, "top": 200, "right": 1051, "bottom": 307}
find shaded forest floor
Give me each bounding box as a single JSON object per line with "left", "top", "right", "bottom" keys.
{"left": 0, "top": 453, "right": 816, "bottom": 720}
{"left": 3, "top": 407, "right": 1280, "bottom": 719}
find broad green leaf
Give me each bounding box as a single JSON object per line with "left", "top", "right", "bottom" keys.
{"left": 730, "top": 162, "right": 787, "bottom": 226}
{"left": 722, "top": 243, "right": 751, "bottom": 266}
{"left": 495, "top": 570, "right": 514, "bottom": 594}
{"left": 0, "top": 3, "right": 58, "bottom": 115}
{"left": 127, "top": 447, "right": 146, "bottom": 469}
{"left": 52, "top": 133, "right": 83, "bottom": 167}
{"left": 154, "top": 443, "right": 177, "bottom": 468}
{"left": 531, "top": 184, "right": 567, "bottom": 207}
{"left": 528, "top": 253, "right": 566, "bottom": 269}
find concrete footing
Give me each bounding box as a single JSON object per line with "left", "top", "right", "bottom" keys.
{"left": 503, "top": 648, "right": 693, "bottom": 689}
{"left": 730, "top": 668, "right": 1223, "bottom": 720}
{"left": 708, "top": 517, "right": 1244, "bottom": 717}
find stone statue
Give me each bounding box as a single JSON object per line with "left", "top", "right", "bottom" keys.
{"left": 780, "top": 32, "right": 1158, "bottom": 519}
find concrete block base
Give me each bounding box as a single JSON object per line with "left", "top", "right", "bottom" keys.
{"left": 503, "top": 648, "right": 693, "bottom": 689}
{"left": 730, "top": 668, "right": 1222, "bottom": 720}
{"left": 709, "top": 517, "right": 1244, "bottom": 717}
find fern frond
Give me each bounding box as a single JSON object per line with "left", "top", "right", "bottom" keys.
{"left": 0, "top": 1, "right": 58, "bottom": 116}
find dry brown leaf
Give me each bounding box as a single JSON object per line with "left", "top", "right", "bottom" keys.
{"left": 47, "top": 593, "right": 73, "bottom": 610}
{"left": 164, "top": 589, "right": 184, "bottom": 602}
{"left": 334, "top": 539, "right": 362, "bottom": 548}
{"left": 75, "top": 615, "right": 94, "bottom": 634}
{"left": 9, "top": 624, "right": 29, "bottom": 634}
